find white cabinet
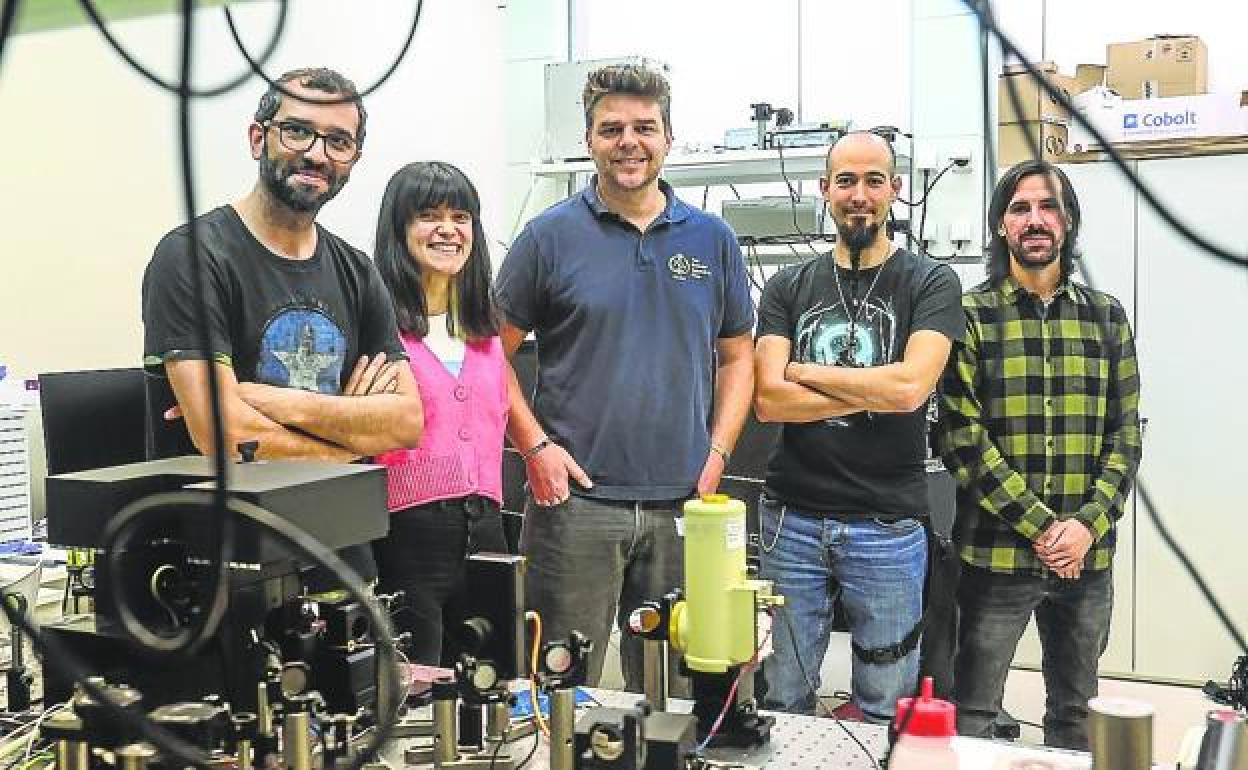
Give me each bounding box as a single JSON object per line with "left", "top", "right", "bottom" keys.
{"left": 1131, "top": 154, "right": 1248, "bottom": 682}
{"left": 1017, "top": 154, "right": 1248, "bottom": 683}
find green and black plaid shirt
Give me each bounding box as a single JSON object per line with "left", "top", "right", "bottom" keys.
{"left": 934, "top": 276, "right": 1142, "bottom": 575}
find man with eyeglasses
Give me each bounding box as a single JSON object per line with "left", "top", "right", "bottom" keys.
{"left": 141, "top": 67, "right": 423, "bottom": 586}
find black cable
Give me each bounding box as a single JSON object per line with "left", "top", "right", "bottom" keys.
{"left": 76, "top": 0, "right": 288, "bottom": 98}
{"left": 0, "top": 493, "right": 401, "bottom": 770}
{"left": 487, "top": 718, "right": 535, "bottom": 770}
{"left": 223, "top": 0, "right": 425, "bottom": 102}
{"left": 965, "top": 0, "right": 1248, "bottom": 270}
{"left": 515, "top": 724, "right": 542, "bottom": 769}
{"left": 166, "top": 0, "right": 234, "bottom": 659}
{"left": 775, "top": 142, "right": 827, "bottom": 255}
{"left": 897, "top": 161, "right": 955, "bottom": 208}
{"left": 0, "top": 0, "right": 19, "bottom": 74}
{"left": 1137, "top": 481, "right": 1247, "bottom": 653}
{"left": 776, "top": 606, "right": 879, "bottom": 768}
{"left": 1204, "top": 655, "right": 1248, "bottom": 711}
{"left": 916, "top": 169, "right": 931, "bottom": 255}
{"left": 743, "top": 243, "right": 766, "bottom": 293}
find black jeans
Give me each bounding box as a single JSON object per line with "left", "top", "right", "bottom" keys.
{"left": 953, "top": 564, "right": 1113, "bottom": 750}
{"left": 372, "top": 495, "right": 507, "bottom": 666}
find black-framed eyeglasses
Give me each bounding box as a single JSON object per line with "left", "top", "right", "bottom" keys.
{"left": 263, "top": 120, "right": 359, "bottom": 163}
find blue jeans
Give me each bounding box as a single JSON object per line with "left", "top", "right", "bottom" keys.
{"left": 520, "top": 494, "right": 689, "bottom": 696}
{"left": 758, "top": 494, "right": 927, "bottom": 722}
{"left": 954, "top": 565, "right": 1113, "bottom": 750}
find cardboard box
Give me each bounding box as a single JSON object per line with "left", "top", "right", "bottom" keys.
{"left": 998, "top": 119, "right": 1068, "bottom": 167}
{"left": 1068, "top": 90, "right": 1248, "bottom": 152}
{"left": 1075, "top": 64, "right": 1107, "bottom": 92}
{"left": 999, "top": 62, "right": 1080, "bottom": 124}
{"left": 1106, "top": 35, "right": 1207, "bottom": 99}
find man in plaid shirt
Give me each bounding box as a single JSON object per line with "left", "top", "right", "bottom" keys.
{"left": 935, "top": 160, "right": 1142, "bottom": 750}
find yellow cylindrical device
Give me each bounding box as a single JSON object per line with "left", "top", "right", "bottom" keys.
{"left": 680, "top": 494, "right": 756, "bottom": 672}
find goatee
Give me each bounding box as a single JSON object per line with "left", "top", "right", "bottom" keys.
{"left": 839, "top": 220, "right": 879, "bottom": 262}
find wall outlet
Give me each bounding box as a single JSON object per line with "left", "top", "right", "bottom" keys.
{"left": 950, "top": 220, "right": 974, "bottom": 244}
{"left": 948, "top": 147, "right": 973, "bottom": 172}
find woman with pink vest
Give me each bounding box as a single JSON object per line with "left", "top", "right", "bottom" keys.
{"left": 370, "top": 161, "right": 509, "bottom": 666}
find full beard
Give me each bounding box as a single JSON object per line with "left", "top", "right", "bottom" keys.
{"left": 259, "top": 152, "right": 347, "bottom": 213}
{"left": 1008, "top": 239, "right": 1061, "bottom": 271}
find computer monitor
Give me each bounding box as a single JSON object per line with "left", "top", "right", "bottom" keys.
{"left": 38, "top": 368, "right": 147, "bottom": 476}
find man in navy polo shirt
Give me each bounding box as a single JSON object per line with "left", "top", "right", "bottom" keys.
{"left": 495, "top": 64, "right": 755, "bottom": 692}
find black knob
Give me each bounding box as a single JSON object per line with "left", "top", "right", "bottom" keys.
{"left": 237, "top": 440, "right": 259, "bottom": 463}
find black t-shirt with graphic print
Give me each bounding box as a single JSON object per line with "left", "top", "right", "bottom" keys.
{"left": 756, "top": 248, "right": 963, "bottom": 517}
{"left": 142, "top": 206, "right": 404, "bottom": 584}
{"left": 143, "top": 204, "right": 404, "bottom": 399}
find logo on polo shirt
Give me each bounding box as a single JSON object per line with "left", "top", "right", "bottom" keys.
{"left": 668, "top": 253, "right": 710, "bottom": 281}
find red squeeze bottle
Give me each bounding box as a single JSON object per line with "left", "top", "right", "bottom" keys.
{"left": 890, "top": 677, "right": 958, "bottom": 770}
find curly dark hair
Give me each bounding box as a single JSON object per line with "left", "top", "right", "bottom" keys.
{"left": 254, "top": 67, "right": 367, "bottom": 146}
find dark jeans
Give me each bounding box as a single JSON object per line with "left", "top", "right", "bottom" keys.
{"left": 302, "top": 543, "right": 378, "bottom": 594}
{"left": 520, "top": 494, "right": 689, "bottom": 696}
{"left": 954, "top": 564, "right": 1113, "bottom": 750}
{"left": 372, "top": 495, "right": 507, "bottom": 666}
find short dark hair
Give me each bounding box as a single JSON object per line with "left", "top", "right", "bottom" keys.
{"left": 986, "top": 160, "right": 1082, "bottom": 286}
{"left": 826, "top": 130, "right": 898, "bottom": 176}
{"left": 254, "top": 67, "right": 367, "bottom": 146}
{"left": 373, "top": 161, "right": 498, "bottom": 340}
{"left": 582, "top": 64, "right": 672, "bottom": 137}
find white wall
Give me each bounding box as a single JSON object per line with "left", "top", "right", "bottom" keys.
{"left": 506, "top": 0, "right": 1248, "bottom": 236}
{"left": 0, "top": 0, "right": 505, "bottom": 379}
{"left": 506, "top": 0, "right": 1248, "bottom": 687}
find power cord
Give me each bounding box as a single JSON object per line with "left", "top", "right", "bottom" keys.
{"left": 896, "top": 161, "right": 955, "bottom": 209}
{"left": 1203, "top": 655, "right": 1248, "bottom": 712}
{"left": 775, "top": 142, "right": 829, "bottom": 256}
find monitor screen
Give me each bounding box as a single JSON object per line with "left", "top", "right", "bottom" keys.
{"left": 38, "top": 368, "right": 147, "bottom": 476}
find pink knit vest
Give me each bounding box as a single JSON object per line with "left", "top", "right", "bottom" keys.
{"left": 375, "top": 334, "right": 508, "bottom": 511}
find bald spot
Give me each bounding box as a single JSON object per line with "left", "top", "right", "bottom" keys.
{"left": 827, "top": 131, "right": 896, "bottom": 177}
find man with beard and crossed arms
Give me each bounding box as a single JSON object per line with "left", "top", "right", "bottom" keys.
{"left": 142, "top": 68, "right": 423, "bottom": 585}
{"left": 752, "top": 131, "right": 963, "bottom": 720}
{"left": 936, "top": 161, "right": 1141, "bottom": 749}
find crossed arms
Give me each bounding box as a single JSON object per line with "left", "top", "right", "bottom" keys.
{"left": 165, "top": 353, "right": 423, "bottom": 461}
{"left": 752, "top": 329, "right": 952, "bottom": 423}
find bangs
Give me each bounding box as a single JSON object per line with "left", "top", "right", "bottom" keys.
{"left": 393, "top": 162, "right": 480, "bottom": 223}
